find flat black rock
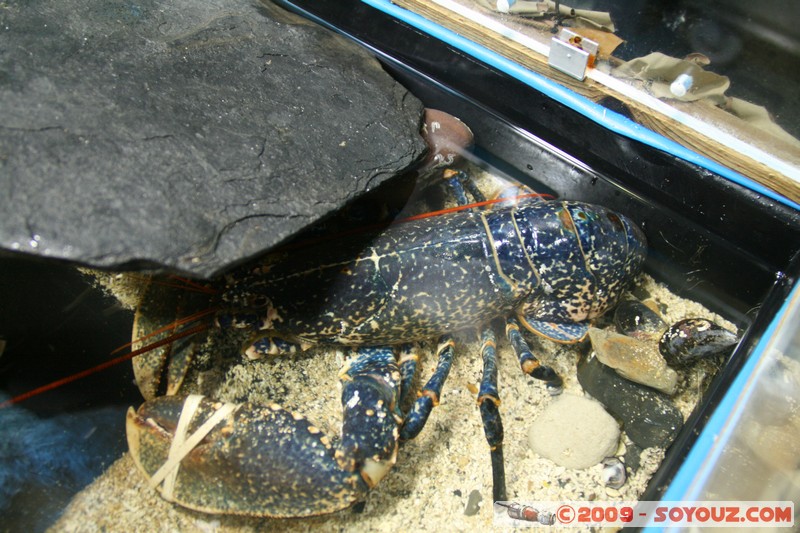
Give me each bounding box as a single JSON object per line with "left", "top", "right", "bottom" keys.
{"left": 0, "top": 0, "right": 426, "bottom": 277}
{"left": 577, "top": 355, "right": 684, "bottom": 449}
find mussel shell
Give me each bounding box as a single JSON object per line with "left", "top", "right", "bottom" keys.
{"left": 602, "top": 457, "right": 626, "bottom": 489}
{"left": 659, "top": 318, "right": 738, "bottom": 368}
{"left": 613, "top": 298, "right": 667, "bottom": 340}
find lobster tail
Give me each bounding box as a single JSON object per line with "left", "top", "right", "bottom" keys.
{"left": 514, "top": 201, "right": 646, "bottom": 343}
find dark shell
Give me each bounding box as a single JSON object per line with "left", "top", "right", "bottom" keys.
{"left": 613, "top": 298, "right": 667, "bottom": 340}
{"left": 602, "top": 457, "right": 627, "bottom": 489}
{"left": 659, "top": 318, "right": 738, "bottom": 368}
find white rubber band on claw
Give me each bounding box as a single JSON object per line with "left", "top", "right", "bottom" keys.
{"left": 149, "top": 394, "right": 239, "bottom": 500}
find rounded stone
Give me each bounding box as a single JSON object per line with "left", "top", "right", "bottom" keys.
{"left": 528, "top": 394, "right": 620, "bottom": 469}
{"left": 577, "top": 355, "right": 684, "bottom": 449}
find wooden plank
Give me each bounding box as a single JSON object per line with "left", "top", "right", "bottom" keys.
{"left": 394, "top": 0, "right": 800, "bottom": 204}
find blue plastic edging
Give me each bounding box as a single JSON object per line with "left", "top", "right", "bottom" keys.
{"left": 362, "top": 0, "right": 800, "bottom": 212}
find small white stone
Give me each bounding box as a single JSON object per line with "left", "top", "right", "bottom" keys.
{"left": 528, "top": 394, "right": 620, "bottom": 469}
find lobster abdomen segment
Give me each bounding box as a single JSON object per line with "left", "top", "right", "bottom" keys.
{"left": 222, "top": 200, "right": 645, "bottom": 346}
{"left": 257, "top": 208, "right": 534, "bottom": 345}
{"left": 514, "top": 201, "right": 646, "bottom": 341}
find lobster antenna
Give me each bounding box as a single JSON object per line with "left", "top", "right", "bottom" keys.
{"left": 110, "top": 306, "right": 217, "bottom": 355}
{"left": 164, "top": 275, "right": 219, "bottom": 295}
{"left": 0, "top": 322, "right": 211, "bottom": 409}
{"left": 399, "top": 193, "right": 551, "bottom": 223}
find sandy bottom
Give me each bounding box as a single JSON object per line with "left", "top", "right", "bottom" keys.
{"left": 51, "top": 269, "right": 732, "bottom": 532}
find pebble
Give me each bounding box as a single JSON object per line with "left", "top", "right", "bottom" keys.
{"left": 589, "top": 327, "right": 678, "bottom": 395}
{"left": 528, "top": 394, "right": 620, "bottom": 469}
{"left": 464, "top": 489, "right": 482, "bottom": 516}
{"left": 623, "top": 441, "right": 643, "bottom": 473}
{"left": 577, "top": 355, "right": 683, "bottom": 449}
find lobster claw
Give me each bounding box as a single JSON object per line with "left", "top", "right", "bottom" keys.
{"left": 126, "top": 346, "right": 403, "bottom": 517}
{"left": 131, "top": 277, "right": 214, "bottom": 400}
{"left": 126, "top": 395, "right": 370, "bottom": 517}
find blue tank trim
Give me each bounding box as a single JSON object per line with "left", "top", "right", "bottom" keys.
{"left": 361, "top": 0, "right": 799, "bottom": 212}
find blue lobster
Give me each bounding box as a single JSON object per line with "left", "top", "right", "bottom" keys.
{"left": 125, "top": 175, "right": 646, "bottom": 517}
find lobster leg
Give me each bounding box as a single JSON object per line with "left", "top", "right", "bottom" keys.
{"left": 442, "top": 168, "right": 486, "bottom": 205}
{"left": 443, "top": 168, "right": 470, "bottom": 205}
{"left": 397, "top": 343, "right": 420, "bottom": 408}
{"left": 506, "top": 317, "right": 563, "bottom": 394}
{"left": 477, "top": 327, "right": 507, "bottom": 502}
{"left": 131, "top": 278, "right": 214, "bottom": 400}
{"left": 244, "top": 335, "right": 308, "bottom": 359}
{"left": 214, "top": 307, "right": 314, "bottom": 360}
{"left": 460, "top": 171, "right": 487, "bottom": 203}
{"left": 399, "top": 335, "right": 455, "bottom": 441}
{"left": 441, "top": 167, "right": 509, "bottom": 499}
{"left": 126, "top": 346, "right": 403, "bottom": 517}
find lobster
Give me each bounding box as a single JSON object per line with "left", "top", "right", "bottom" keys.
{"left": 125, "top": 171, "right": 647, "bottom": 517}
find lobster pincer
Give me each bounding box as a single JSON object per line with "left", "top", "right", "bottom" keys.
{"left": 126, "top": 345, "right": 403, "bottom": 517}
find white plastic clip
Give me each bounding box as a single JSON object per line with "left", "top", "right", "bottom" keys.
{"left": 548, "top": 28, "right": 599, "bottom": 81}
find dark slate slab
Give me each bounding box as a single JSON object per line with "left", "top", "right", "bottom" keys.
{"left": 0, "top": 0, "right": 426, "bottom": 277}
